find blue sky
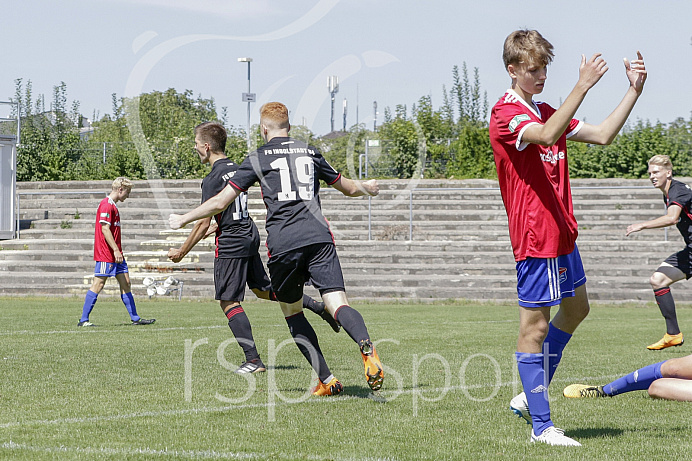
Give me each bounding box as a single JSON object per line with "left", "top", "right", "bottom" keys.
{"left": 2, "top": 0, "right": 691, "bottom": 135}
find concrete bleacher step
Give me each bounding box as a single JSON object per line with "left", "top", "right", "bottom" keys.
{"left": 4, "top": 178, "right": 691, "bottom": 302}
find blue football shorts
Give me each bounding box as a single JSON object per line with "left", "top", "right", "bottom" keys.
{"left": 515, "top": 244, "right": 586, "bottom": 308}
{"left": 94, "top": 260, "right": 129, "bottom": 277}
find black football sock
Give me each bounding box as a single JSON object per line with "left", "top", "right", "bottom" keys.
{"left": 301, "top": 294, "right": 325, "bottom": 314}
{"left": 654, "top": 287, "right": 681, "bottom": 335}
{"left": 334, "top": 305, "right": 369, "bottom": 344}
{"left": 285, "top": 312, "right": 332, "bottom": 382}
{"left": 225, "top": 305, "right": 260, "bottom": 362}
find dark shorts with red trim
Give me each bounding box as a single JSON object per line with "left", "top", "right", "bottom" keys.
{"left": 662, "top": 245, "right": 692, "bottom": 280}
{"left": 214, "top": 254, "right": 271, "bottom": 301}
{"left": 267, "top": 242, "right": 345, "bottom": 304}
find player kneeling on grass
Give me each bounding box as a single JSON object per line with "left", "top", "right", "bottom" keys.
{"left": 564, "top": 354, "right": 692, "bottom": 401}
{"left": 169, "top": 102, "right": 384, "bottom": 396}
{"left": 625, "top": 155, "right": 692, "bottom": 351}
{"left": 78, "top": 177, "right": 155, "bottom": 327}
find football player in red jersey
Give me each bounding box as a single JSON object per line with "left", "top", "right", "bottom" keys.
{"left": 78, "top": 177, "right": 155, "bottom": 327}
{"left": 490, "top": 29, "right": 647, "bottom": 446}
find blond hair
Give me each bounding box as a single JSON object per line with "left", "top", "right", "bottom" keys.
{"left": 112, "top": 177, "right": 133, "bottom": 190}
{"left": 503, "top": 29, "right": 554, "bottom": 69}
{"left": 648, "top": 155, "right": 673, "bottom": 171}
{"left": 260, "top": 102, "right": 290, "bottom": 131}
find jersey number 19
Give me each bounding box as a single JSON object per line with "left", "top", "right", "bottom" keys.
{"left": 270, "top": 156, "right": 314, "bottom": 201}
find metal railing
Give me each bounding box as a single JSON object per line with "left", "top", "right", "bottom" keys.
{"left": 365, "top": 185, "right": 665, "bottom": 241}
{"left": 14, "top": 185, "right": 667, "bottom": 243}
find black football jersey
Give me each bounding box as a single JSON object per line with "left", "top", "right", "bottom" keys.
{"left": 228, "top": 137, "right": 341, "bottom": 256}
{"left": 666, "top": 179, "right": 692, "bottom": 245}
{"left": 201, "top": 158, "right": 260, "bottom": 258}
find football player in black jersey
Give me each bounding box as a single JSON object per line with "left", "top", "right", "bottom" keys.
{"left": 170, "top": 104, "right": 384, "bottom": 395}
{"left": 627, "top": 155, "right": 692, "bottom": 350}
{"left": 167, "top": 122, "right": 339, "bottom": 375}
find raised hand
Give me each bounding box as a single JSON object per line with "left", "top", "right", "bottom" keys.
{"left": 624, "top": 50, "right": 647, "bottom": 94}
{"left": 578, "top": 53, "right": 609, "bottom": 90}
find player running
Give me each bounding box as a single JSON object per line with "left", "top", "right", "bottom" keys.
{"left": 489, "top": 30, "right": 647, "bottom": 446}
{"left": 167, "top": 122, "right": 340, "bottom": 374}
{"left": 78, "top": 177, "right": 155, "bottom": 327}
{"left": 626, "top": 155, "right": 692, "bottom": 350}
{"left": 169, "top": 103, "right": 383, "bottom": 395}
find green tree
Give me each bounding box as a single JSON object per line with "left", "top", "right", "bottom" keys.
{"left": 92, "top": 88, "right": 246, "bottom": 179}
{"left": 378, "top": 105, "right": 425, "bottom": 178}
{"left": 14, "top": 79, "right": 81, "bottom": 181}
{"left": 666, "top": 116, "right": 692, "bottom": 177}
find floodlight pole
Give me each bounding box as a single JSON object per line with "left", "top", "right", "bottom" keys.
{"left": 238, "top": 57, "right": 255, "bottom": 148}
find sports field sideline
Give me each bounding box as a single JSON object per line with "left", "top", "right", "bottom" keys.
{"left": 2, "top": 297, "right": 691, "bottom": 459}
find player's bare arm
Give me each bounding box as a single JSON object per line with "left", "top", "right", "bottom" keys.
{"left": 101, "top": 223, "right": 123, "bottom": 263}
{"left": 331, "top": 177, "right": 379, "bottom": 197}
{"left": 203, "top": 220, "right": 218, "bottom": 238}
{"left": 522, "top": 53, "right": 608, "bottom": 146}
{"left": 169, "top": 184, "right": 238, "bottom": 230}
{"left": 571, "top": 51, "right": 647, "bottom": 145}
{"left": 626, "top": 204, "right": 681, "bottom": 236}
{"left": 168, "top": 217, "right": 212, "bottom": 263}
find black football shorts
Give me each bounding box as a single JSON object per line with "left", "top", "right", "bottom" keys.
{"left": 214, "top": 254, "right": 271, "bottom": 301}
{"left": 267, "top": 242, "right": 345, "bottom": 303}
{"left": 663, "top": 245, "right": 692, "bottom": 280}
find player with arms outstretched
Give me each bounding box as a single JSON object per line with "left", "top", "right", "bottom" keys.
{"left": 167, "top": 122, "right": 339, "bottom": 374}
{"left": 489, "top": 29, "right": 647, "bottom": 446}
{"left": 169, "top": 103, "right": 383, "bottom": 395}
{"left": 626, "top": 155, "right": 692, "bottom": 350}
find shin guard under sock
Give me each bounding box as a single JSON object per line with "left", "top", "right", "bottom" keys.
{"left": 285, "top": 312, "right": 331, "bottom": 382}
{"left": 226, "top": 305, "right": 260, "bottom": 362}
{"left": 334, "top": 305, "right": 369, "bottom": 344}
{"left": 516, "top": 352, "right": 553, "bottom": 436}
{"left": 654, "top": 287, "right": 680, "bottom": 335}
{"left": 603, "top": 361, "right": 665, "bottom": 396}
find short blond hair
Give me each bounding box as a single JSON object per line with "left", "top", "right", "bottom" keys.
{"left": 260, "top": 102, "right": 290, "bottom": 131}
{"left": 112, "top": 177, "right": 133, "bottom": 190}
{"left": 648, "top": 155, "right": 673, "bottom": 171}
{"left": 503, "top": 29, "right": 554, "bottom": 69}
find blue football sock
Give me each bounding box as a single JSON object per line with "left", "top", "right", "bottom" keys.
{"left": 603, "top": 361, "right": 665, "bottom": 396}
{"left": 543, "top": 323, "right": 572, "bottom": 383}
{"left": 516, "top": 352, "right": 553, "bottom": 436}
{"left": 80, "top": 290, "right": 98, "bottom": 322}
{"left": 121, "top": 292, "right": 140, "bottom": 321}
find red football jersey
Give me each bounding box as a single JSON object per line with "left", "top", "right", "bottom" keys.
{"left": 93, "top": 196, "right": 122, "bottom": 262}
{"left": 489, "top": 90, "right": 583, "bottom": 261}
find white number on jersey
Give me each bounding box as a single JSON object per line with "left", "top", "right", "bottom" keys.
{"left": 231, "top": 192, "right": 249, "bottom": 220}
{"left": 270, "top": 156, "right": 314, "bottom": 201}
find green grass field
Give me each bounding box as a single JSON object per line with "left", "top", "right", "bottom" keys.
{"left": 1, "top": 297, "right": 692, "bottom": 460}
